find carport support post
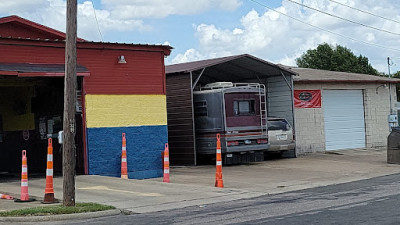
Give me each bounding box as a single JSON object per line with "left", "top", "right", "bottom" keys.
{"left": 63, "top": 0, "right": 77, "bottom": 207}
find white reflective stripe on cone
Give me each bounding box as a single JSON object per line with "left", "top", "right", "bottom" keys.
{"left": 122, "top": 147, "right": 126, "bottom": 150}
{"left": 164, "top": 169, "right": 169, "bottom": 174}
{"left": 121, "top": 158, "right": 127, "bottom": 162}
{"left": 164, "top": 157, "right": 169, "bottom": 162}
{"left": 46, "top": 169, "right": 53, "bottom": 176}
{"left": 216, "top": 161, "right": 222, "bottom": 166}
{"left": 22, "top": 167, "right": 27, "bottom": 173}
{"left": 21, "top": 182, "right": 28, "bottom": 186}
{"left": 217, "top": 149, "right": 221, "bottom": 154}
{"left": 47, "top": 154, "right": 53, "bottom": 162}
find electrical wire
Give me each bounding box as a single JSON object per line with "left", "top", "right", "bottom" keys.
{"left": 248, "top": 0, "right": 400, "bottom": 52}
{"left": 328, "top": 0, "right": 400, "bottom": 25}
{"left": 286, "top": 0, "right": 400, "bottom": 36}
{"left": 91, "top": 0, "right": 104, "bottom": 42}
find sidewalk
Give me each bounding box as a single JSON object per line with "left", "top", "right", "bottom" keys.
{"left": 1, "top": 148, "right": 399, "bottom": 215}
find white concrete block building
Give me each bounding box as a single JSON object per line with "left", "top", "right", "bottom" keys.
{"left": 291, "top": 67, "right": 400, "bottom": 154}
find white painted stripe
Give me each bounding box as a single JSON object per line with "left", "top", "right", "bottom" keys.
{"left": 46, "top": 169, "right": 53, "bottom": 176}
{"left": 122, "top": 147, "right": 126, "bottom": 150}
{"left": 22, "top": 168, "right": 27, "bottom": 173}
{"left": 216, "top": 149, "right": 221, "bottom": 154}
{"left": 47, "top": 155, "right": 53, "bottom": 162}
{"left": 21, "top": 182, "right": 28, "bottom": 186}
{"left": 216, "top": 161, "right": 222, "bottom": 166}
{"left": 164, "top": 169, "right": 169, "bottom": 174}
{"left": 164, "top": 157, "right": 169, "bottom": 162}
{"left": 121, "top": 158, "right": 127, "bottom": 162}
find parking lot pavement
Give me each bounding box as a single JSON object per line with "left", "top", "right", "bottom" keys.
{"left": 158, "top": 148, "right": 400, "bottom": 194}
{"left": 1, "top": 148, "right": 399, "bottom": 214}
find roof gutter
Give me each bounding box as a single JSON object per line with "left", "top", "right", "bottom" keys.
{"left": 294, "top": 79, "right": 400, "bottom": 84}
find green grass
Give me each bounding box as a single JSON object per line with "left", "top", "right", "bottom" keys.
{"left": 0, "top": 203, "right": 115, "bottom": 217}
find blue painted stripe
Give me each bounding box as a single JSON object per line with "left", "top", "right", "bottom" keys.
{"left": 87, "top": 125, "right": 167, "bottom": 179}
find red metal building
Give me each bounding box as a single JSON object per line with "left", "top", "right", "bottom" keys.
{"left": 0, "top": 15, "right": 172, "bottom": 179}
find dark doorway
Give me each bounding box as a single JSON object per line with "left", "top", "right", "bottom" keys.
{"left": 0, "top": 76, "right": 84, "bottom": 175}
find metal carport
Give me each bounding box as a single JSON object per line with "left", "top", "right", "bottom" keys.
{"left": 165, "top": 54, "right": 297, "bottom": 165}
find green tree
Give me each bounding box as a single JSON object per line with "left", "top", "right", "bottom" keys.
{"left": 393, "top": 71, "right": 400, "bottom": 79}
{"left": 296, "top": 43, "right": 379, "bottom": 75}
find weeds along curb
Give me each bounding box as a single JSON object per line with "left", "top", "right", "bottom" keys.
{"left": 0, "top": 209, "right": 122, "bottom": 222}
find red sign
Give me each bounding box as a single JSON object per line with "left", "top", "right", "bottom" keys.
{"left": 294, "top": 90, "right": 321, "bottom": 108}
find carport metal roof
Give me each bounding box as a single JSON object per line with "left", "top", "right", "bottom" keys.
{"left": 0, "top": 63, "right": 90, "bottom": 77}
{"left": 166, "top": 54, "right": 297, "bottom": 89}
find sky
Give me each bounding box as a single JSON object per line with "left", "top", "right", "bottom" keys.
{"left": 1, "top": 0, "right": 400, "bottom": 73}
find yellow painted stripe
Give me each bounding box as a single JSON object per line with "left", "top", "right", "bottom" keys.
{"left": 85, "top": 94, "right": 167, "bottom": 128}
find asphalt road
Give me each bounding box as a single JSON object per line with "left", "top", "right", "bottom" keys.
{"left": 18, "top": 173, "right": 400, "bottom": 225}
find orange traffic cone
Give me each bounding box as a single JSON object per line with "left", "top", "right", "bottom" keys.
{"left": 42, "top": 138, "right": 58, "bottom": 204}
{"left": 0, "top": 193, "right": 13, "bottom": 200}
{"left": 15, "top": 150, "right": 35, "bottom": 202}
{"left": 121, "top": 133, "right": 128, "bottom": 179}
{"left": 215, "top": 134, "right": 224, "bottom": 188}
{"left": 163, "top": 143, "right": 170, "bottom": 183}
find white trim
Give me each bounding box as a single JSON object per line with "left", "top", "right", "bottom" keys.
{"left": 46, "top": 169, "right": 53, "bottom": 176}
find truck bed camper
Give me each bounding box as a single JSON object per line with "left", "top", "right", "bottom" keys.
{"left": 193, "top": 82, "right": 269, "bottom": 164}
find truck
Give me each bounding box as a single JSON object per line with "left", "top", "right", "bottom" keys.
{"left": 193, "top": 82, "right": 269, "bottom": 164}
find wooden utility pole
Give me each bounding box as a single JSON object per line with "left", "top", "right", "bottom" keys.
{"left": 63, "top": 0, "right": 77, "bottom": 207}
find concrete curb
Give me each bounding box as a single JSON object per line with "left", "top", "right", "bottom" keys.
{"left": 0, "top": 209, "right": 121, "bottom": 222}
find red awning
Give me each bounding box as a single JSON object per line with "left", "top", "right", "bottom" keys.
{"left": 0, "top": 63, "right": 90, "bottom": 77}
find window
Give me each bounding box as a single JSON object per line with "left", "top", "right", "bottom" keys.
{"left": 194, "top": 101, "right": 208, "bottom": 117}
{"left": 267, "top": 119, "right": 290, "bottom": 131}
{"left": 233, "top": 100, "right": 255, "bottom": 115}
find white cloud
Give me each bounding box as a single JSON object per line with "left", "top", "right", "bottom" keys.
{"left": 172, "top": 0, "right": 400, "bottom": 73}
{"left": 0, "top": 0, "right": 242, "bottom": 41}
{"left": 0, "top": 0, "right": 150, "bottom": 41}
{"left": 100, "top": 0, "right": 242, "bottom": 19}
{"left": 0, "top": 0, "right": 49, "bottom": 14}
{"left": 171, "top": 48, "right": 205, "bottom": 64}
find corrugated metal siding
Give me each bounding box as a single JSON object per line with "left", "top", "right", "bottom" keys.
{"left": 80, "top": 49, "right": 165, "bottom": 95}
{"left": 166, "top": 74, "right": 196, "bottom": 165}
{"left": 267, "top": 75, "right": 295, "bottom": 126}
{"left": 0, "top": 23, "right": 64, "bottom": 40}
{"left": 0, "top": 42, "right": 65, "bottom": 63}
{"left": 0, "top": 42, "right": 166, "bottom": 95}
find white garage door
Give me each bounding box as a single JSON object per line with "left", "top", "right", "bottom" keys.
{"left": 323, "top": 90, "right": 366, "bottom": 150}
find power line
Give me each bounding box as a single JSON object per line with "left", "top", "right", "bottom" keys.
{"left": 328, "top": 0, "right": 400, "bottom": 25}
{"left": 247, "top": 0, "right": 400, "bottom": 52}
{"left": 91, "top": 0, "right": 103, "bottom": 42}
{"left": 286, "top": 0, "right": 400, "bottom": 36}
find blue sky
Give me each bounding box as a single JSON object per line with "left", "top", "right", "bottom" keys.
{"left": 1, "top": 0, "right": 400, "bottom": 73}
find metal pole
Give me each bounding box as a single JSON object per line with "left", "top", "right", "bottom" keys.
{"left": 63, "top": 0, "right": 77, "bottom": 207}
{"left": 388, "top": 57, "right": 392, "bottom": 114}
